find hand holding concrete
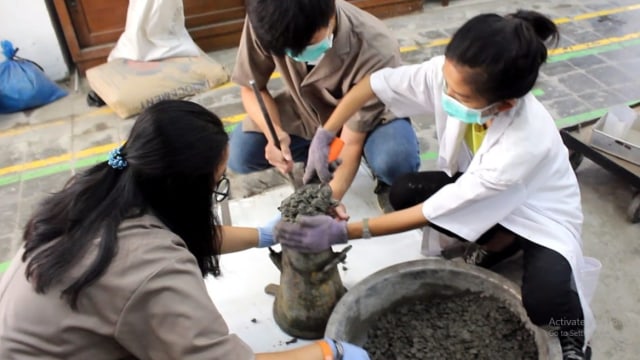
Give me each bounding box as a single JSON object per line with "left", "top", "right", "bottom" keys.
{"left": 303, "top": 127, "right": 337, "bottom": 184}
{"left": 328, "top": 202, "right": 350, "bottom": 221}
{"left": 257, "top": 213, "right": 282, "bottom": 248}
{"left": 274, "top": 215, "right": 348, "bottom": 252}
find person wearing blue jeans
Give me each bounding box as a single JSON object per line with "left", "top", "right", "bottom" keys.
{"left": 230, "top": 0, "right": 420, "bottom": 211}
{"left": 229, "top": 118, "right": 420, "bottom": 210}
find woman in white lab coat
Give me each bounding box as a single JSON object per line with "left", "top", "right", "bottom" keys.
{"left": 276, "top": 10, "right": 599, "bottom": 360}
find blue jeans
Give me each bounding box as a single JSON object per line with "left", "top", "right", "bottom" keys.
{"left": 228, "top": 123, "right": 312, "bottom": 173}
{"left": 228, "top": 118, "right": 420, "bottom": 186}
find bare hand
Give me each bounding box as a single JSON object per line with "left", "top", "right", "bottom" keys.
{"left": 329, "top": 202, "right": 350, "bottom": 221}
{"left": 265, "top": 133, "right": 294, "bottom": 174}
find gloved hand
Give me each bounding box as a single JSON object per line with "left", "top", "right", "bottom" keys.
{"left": 325, "top": 337, "right": 371, "bottom": 360}
{"left": 303, "top": 127, "right": 338, "bottom": 184}
{"left": 274, "top": 215, "right": 348, "bottom": 253}
{"left": 257, "top": 213, "right": 282, "bottom": 248}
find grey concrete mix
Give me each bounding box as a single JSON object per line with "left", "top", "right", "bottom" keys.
{"left": 0, "top": 0, "right": 639, "bottom": 358}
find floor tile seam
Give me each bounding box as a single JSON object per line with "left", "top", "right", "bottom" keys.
{"left": 1, "top": 3, "right": 638, "bottom": 137}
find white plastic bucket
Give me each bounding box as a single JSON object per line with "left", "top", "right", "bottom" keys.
{"left": 602, "top": 105, "right": 636, "bottom": 138}
{"left": 580, "top": 256, "right": 602, "bottom": 304}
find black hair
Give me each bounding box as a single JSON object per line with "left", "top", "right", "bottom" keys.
{"left": 445, "top": 10, "right": 559, "bottom": 103}
{"left": 246, "top": 0, "right": 336, "bottom": 57}
{"left": 22, "top": 100, "right": 228, "bottom": 309}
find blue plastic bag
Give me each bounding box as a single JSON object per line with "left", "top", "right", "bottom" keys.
{"left": 0, "top": 40, "right": 67, "bottom": 113}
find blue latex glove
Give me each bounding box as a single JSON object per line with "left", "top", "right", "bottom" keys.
{"left": 303, "top": 127, "right": 338, "bottom": 184}
{"left": 274, "top": 215, "right": 348, "bottom": 253}
{"left": 257, "top": 213, "right": 282, "bottom": 248}
{"left": 326, "top": 337, "right": 371, "bottom": 360}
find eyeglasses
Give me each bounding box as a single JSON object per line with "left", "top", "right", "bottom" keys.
{"left": 214, "top": 175, "right": 230, "bottom": 202}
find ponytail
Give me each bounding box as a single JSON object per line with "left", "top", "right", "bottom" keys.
{"left": 445, "top": 10, "right": 559, "bottom": 103}
{"left": 509, "top": 10, "right": 559, "bottom": 45}
{"left": 22, "top": 100, "right": 227, "bottom": 309}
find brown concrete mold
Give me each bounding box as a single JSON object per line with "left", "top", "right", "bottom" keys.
{"left": 265, "top": 184, "right": 351, "bottom": 339}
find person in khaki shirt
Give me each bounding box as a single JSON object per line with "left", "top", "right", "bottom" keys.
{"left": 229, "top": 0, "right": 420, "bottom": 212}
{"left": 0, "top": 100, "right": 369, "bottom": 360}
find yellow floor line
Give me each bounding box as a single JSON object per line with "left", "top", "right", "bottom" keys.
{"left": 0, "top": 30, "right": 638, "bottom": 176}
{"left": 1, "top": 4, "right": 639, "bottom": 174}
{"left": 0, "top": 153, "right": 73, "bottom": 176}
{"left": 556, "top": 3, "right": 640, "bottom": 23}
{"left": 0, "top": 120, "right": 68, "bottom": 139}
{"left": 0, "top": 1, "right": 633, "bottom": 141}
{"left": 0, "top": 114, "right": 247, "bottom": 176}
{"left": 224, "top": 113, "right": 247, "bottom": 124}
{"left": 231, "top": 4, "right": 640, "bottom": 84}
{"left": 0, "top": 107, "right": 119, "bottom": 139}
{"left": 549, "top": 32, "right": 640, "bottom": 55}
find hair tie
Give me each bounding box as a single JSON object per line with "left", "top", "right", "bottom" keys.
{"left": 107, "top": 147, "right": 128, "bottom": 170}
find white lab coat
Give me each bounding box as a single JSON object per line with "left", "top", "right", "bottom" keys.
{"left": 370, "top": 55, "right": 600, "bottom": 343}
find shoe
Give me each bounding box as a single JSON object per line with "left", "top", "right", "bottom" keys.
{"left": 374, "top": 181, "right": 393, "bottom": 214}
{"left": 463, "top": 241, "right": 521, "bottom": 269}
{"left": 86, "top": 90, "right": 106, "bottom": 107}
{"left": 559, "top": 332, "right": 590, "bottom": 360}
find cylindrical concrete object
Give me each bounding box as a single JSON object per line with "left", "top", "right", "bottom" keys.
{"left": 325, "top": 259, "right": 550, "bottom": 359}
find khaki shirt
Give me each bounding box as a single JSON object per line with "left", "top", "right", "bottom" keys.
{"left": 0, "top": 215, "right": 254, "bottom": 360}
{"left": 232, "top": 0, "right": 401, "bottom": 139}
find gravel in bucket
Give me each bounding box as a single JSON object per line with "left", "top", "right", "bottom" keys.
{"left": 363, "top": 291, "right": 538, "bottom": 360}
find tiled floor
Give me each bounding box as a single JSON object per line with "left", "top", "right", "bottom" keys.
{"left": 1, "top": 0, "right": 639, "bottom": 357}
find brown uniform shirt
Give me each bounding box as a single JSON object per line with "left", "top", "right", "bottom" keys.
{"left": 0, "top": 215, "right": 254, "bottom": 360}
{"left": 232, "top": 0, "right": 402, "bottom": 140}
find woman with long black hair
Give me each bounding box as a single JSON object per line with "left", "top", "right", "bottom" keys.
{"left": 0, "top": 100, "right": 367, "bottom": 359}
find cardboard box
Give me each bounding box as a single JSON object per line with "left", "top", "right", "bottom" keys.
{"left": 590, "top": 105, "right": 640, "bottom": 166}
{"left": 87, "top": 53, "right": 229, "bottom": 118}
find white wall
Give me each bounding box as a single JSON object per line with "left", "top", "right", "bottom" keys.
{"left": 0, "top": 0, "right": 69, "bottom": 81}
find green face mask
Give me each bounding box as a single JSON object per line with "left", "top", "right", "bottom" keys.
{"left": 286, "top": 34, "right": 334, "bottom": 63}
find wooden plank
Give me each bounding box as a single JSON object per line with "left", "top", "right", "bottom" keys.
{"left": 52, "top": 0, "right": 82, "bottom": 62}
{"left": 81, "top": 0, "right": 129, "bottom": 46}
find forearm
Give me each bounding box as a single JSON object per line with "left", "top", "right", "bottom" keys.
{"left": 329, "top": 142, "right": 363, "bottom": 201}
{"left": 347, "top": 203, "right": 428, "bottom": 239}
{"left": 219, "top": 226, "right": 259, "bottom": 254}
{"left": 240, "top": 86, "right": 287, "bottom": 142}
{"left": 324, "top": 74, "right": 376, "bottom": 133}
{"left": 255, "top": 342, "right": 324, "bottom": 360}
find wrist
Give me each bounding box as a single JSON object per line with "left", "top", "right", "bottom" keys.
{"left": 274, "top": 128, "right": 288, "bottom": 141}
{"left": 317, "top": 339, "right": 333, "bottom": 360}
{"left": 323, "top": 120, "right": 342, "bottom": 134}
{"left": 318, "top": 127, "right": 338, "bottom": 143}
{"left": 320, "top": 338, "right": 343, "bottom": 360}
{"left": 329, "top": 182, "right": 346, "bottom": 202}
{"left": 320, "top": 126, "right": 337, "bottom": 136}
{"left": 257, "top": 227, "right": 274, "bottom": 248}
{"left": 262, "top": 126, "right": 285, "bottom": 144}
{"left": 257, "top": 213, "right": 281, "bottom": 248}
